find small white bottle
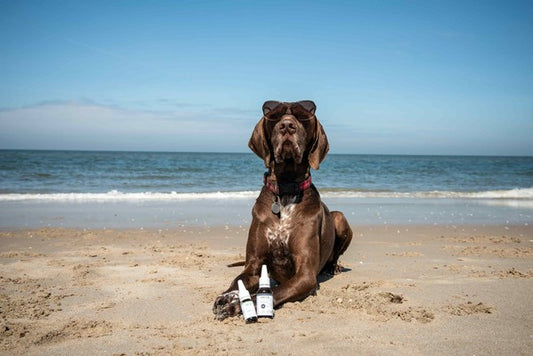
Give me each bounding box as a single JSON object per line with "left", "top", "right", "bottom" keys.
{"left": 256, "top": 265, "right": 274, "bottom": 318}
{"left": 237, "top": 280, "right": 258, "bottom": 323}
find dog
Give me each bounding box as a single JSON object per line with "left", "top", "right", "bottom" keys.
{"left": 213, "top": 100, "right": 352, "bottom": 320}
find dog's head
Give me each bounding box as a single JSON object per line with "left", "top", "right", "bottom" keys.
{"left": 248, "top": 100, "right": 329, "bottom": 171}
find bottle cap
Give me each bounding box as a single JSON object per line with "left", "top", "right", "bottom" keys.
{"left": 237, "top": 280, "right": 252, "bottom": 302}
{"left": 259, "top": 264, "right": 270, "bottom": 288}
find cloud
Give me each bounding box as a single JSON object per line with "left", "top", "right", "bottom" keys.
{"left": 0, "top": 100, "right": 255, "bottom": 152}
{"left": 2, "top": 99, "right": 531, "bottom": 156}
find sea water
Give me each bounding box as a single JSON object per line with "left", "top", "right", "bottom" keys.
{"left": 0, "top": 150, "right": 532, "bottom": 228}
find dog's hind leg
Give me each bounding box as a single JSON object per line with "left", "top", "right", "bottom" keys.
{"left": 322, "top": 211, "right": 353, "bottom": 275}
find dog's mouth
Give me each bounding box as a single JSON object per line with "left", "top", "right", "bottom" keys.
{"left": 274, "top": 138, "right": 303, "bottom": 164}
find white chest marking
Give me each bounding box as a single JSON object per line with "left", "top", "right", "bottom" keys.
{"left": 266, "top": 204, "right": 296, "bottom": 246}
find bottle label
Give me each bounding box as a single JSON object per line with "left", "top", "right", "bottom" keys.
{"left": 241, "top": 300, "right": 257, "bottom": 321}
{"left": 256, "top": 293, "right": 274, "bottom": 317}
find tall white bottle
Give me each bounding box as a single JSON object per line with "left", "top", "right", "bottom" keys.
{"left": 256, "top": 265, "right": 274, "bottom": 318}
{"left": 237, "top": 280, "right": 258, "bottom": 323}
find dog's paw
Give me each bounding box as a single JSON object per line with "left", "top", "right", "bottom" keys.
{"left": 322, "top": 262, "right": 343, "bottom": 276}
{"left": 213, "top": 290, "right": 240, "bottom": 321}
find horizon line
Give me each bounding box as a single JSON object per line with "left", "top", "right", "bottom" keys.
{"left": 1, "top": 148, "right": 532, "bottom": 158}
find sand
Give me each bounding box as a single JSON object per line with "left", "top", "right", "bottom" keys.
{"left": 1, "top": 224, "right": 532, "bottom": 355}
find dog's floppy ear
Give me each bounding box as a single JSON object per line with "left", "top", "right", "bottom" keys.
{"left": 248, "top": 117, "right": 272, "bottom": 168}
{"left": 297, "top": 100, "right": 316, "bottom": 114}
{"left": 308, "top": 119, "right": 329, "bottom": 170}
{"left": 262, "top": 101, "right": 281, "bottom": 116}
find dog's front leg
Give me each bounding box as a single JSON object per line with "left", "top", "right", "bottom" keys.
{"left": 272, "top": 238, "right": 321, "bottom": 307}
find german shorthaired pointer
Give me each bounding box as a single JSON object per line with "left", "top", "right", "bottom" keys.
{"left": 213, "top": 100, "right": 352, "bottom": 320}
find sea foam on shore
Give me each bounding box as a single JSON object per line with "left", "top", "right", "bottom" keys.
{"left": 1, "top": 187, "right": 532, "bottom": 201}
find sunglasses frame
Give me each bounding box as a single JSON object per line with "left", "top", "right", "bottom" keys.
{"left": 263, "top": 102, "right": 316, "bottom": 122}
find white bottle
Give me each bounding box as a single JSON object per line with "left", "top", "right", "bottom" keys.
{"left": 237, "top": 280, "right": 258, "bottom": 323}
{"left": 256, "top": 265, "right": 274, "bottom": 318}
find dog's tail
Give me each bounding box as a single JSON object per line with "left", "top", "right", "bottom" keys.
{"left": 227, "top": 260, "right": 246, "bottom": 268}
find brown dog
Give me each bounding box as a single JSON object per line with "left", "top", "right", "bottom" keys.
{"left": 213, "top": 100, "right": 352, "bottom": 320}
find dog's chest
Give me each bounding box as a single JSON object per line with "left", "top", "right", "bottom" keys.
{"left": 266, "top": 204, "right": 296, "bottom": 246}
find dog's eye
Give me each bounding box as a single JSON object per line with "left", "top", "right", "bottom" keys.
{"left": 294, "top": 113, "right": 313, "bottom": 122}
{"left": 291, "top": 105, "right": 314, "bottom": 122}
{"left": 266, "top": 113, "right": 283, "bottom": 122}
{"left": 294, "top": 113, "right": 315, "bottom": 122}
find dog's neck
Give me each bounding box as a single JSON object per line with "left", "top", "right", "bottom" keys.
{"left": 264, "top": 162, "right": 312, "bottom": 200}
{"left": 268, "top": 160, "right": 310, "bottom": 183}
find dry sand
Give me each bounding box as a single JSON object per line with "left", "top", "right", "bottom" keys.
{"left": 1, "top": 224, "right": 532, "bottom": 355}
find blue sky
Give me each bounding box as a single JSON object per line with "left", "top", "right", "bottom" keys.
{"left": 1, "top": 0, "right": 532, "bottom": 155}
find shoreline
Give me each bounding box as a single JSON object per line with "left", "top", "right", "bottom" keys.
{"left": 1, "top": 196, "right": 532, "bottom": 230}
{"left": 1, "top": 224, "right": 532, "bottom": 355}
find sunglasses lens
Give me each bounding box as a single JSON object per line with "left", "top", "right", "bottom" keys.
{"left": 265, "top": 104, "right": 314, "bottom": 122}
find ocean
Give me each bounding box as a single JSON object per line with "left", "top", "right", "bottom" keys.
{"left": 1, "top": 150, "right": 532, "bottom": 228}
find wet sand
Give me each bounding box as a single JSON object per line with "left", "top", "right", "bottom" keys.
{"left": 1, "top": 224, "right": 532, "bottom": 355}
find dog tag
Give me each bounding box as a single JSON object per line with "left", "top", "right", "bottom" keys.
{"left": 271, "top": 201, "right": 281, "bottom": 215}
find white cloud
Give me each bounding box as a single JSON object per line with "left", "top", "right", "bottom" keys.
{"left": 1, "top": 100, "right": 531, "bottom": 156}
{"left": 0, "top": 100, "right": 255, "bottom": 152}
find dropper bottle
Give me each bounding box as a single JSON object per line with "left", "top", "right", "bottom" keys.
{"left": 237, "top": 280, "right": 258, "bottom": 323}
{"left": 256, "top": 265, "right": 274, "bottom": 318}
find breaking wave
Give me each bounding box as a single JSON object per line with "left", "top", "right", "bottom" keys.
{"left": 1, "top": 188, "right": 532, "bottom": 202}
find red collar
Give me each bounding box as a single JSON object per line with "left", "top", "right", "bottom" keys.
{"left": 263, "top": 172, "right": 313, "bottom": 196}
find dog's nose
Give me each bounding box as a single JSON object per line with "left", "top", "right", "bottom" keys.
{"left": 279, "top": 117, "right": 297, "bottom": 135}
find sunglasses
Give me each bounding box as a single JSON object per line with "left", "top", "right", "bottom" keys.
{"left": 263, "top": 102, "right": 316, "bottom": 122}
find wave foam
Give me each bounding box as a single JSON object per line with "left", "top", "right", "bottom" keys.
{"left": 321, "top": 187, "right": 533, "bottom": 199}
{"left": 0, "top": 188, "right": 532, "bottom": 202}
{"left": 0, "top": 190, "right": 260, "bottom": 202}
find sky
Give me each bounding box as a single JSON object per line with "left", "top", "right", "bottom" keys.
{"left": 1, "top": 0, "right": 532, "bottom": 156}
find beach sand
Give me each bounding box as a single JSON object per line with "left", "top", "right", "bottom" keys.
{"left": 1, "top": 224, "right": 532, "bottom": 355}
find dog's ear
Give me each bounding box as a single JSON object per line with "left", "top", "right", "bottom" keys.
{"left": 308, "top": 119, "right": 329, "bottom": 170}
{"left": 297, "top": 100, "right": 316, "bottom": 114}
{"left": 248, "top": 117, "right": 272, "bottom": 168}
{"left": 262, "top": 101, "right": 281, "bottom": 116}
